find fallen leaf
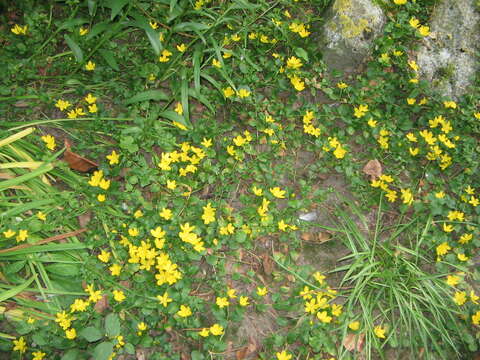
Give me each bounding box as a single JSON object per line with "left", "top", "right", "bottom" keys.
{"left": 78, "top": 212, "right": 92, "bottom": 228}
{"left": 362, "top": 159, "right": 382, "bottom": 180}
{"left": 63, "top": 139, "right": 98, "bottom": 172}
{"left": 301, "top": 232, "right": 312, "bottom": 241}
{"left": 262, "top": 254, "right": 274, "bottom": 276}
{"left": 94, "top": 295, "right": 109, "bottom": 313}
{"left": 136, "top": 348, "right": 147, "bottom": 360}
{"left": 343, "top": 332, "right": 365, "bottom": 352}
{"left": 316, "top": 232, "right": 331, "bottom": 243}
{"left": 236, "top": 337, "right": 259, "bottom": 359}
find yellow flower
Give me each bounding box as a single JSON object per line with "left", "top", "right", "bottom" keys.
{"left": 435, "top": 191, "right": 445, "bottom": 199}
{"left": 65, "top": 328, "right": 77, "bottom": 340}
{"left": 109, "top": 263, "right": 122, "bottom": 276}
{"left": 337, "top": 82, "right": 348, "bottom": 89}
{"left": 333, "top": 145, "right": 347, "bottom": 159}
{"left": 457, "top": 253, "right": 468, "bottom": 261}
{"left": 290, "top": 75, "right": 305, "bottom": 91}
{"left": 157, "top": 292, "right": 173, "bottom": 307}
{"left": 134, "top": 209, "right": 143, "bottom": 218}
{"left": 409, "top": 147, "right": 419, "bottom": 156}
{"left": 239, "top": 296, "right": 249, "bottom": 306}
{"left": 202, "top": 202, "right": 216, "bottom": 224}
{"left": 453, "top": 291, "right": 467, "bottom": 306}
{"left": 348, "top": 321, "right": 360, "bottom": 331}
{"left": 270, "top": 186, "right": 286, "bottom": 198}
{"left": 41, "top": 134, "right": 56, "bottom": 150}
{"left": 16, "top": 229, "right": 28, "bottom": 243}
{"left": 210, "top": 323, "right": 224, "bottom": 336}
{"left": 237, "top": 89, "right": 251, "bottom": 98}
{"left": 223, "top": 87, "right": 235, "bottom": 98}
{"left": 367, "top": 118, "right": 377, "bottom": 127}
{"left": 201, "top": 138, "right": 212, "bottom": 147}
{"left": 443, "top": 100, "right": 457, "bottom": 109}
{"left": 442, "top": 223, "right": 454, "bottom": 233}
{"left": 174, "top": 102, "right": 183, "bottom": 115}
{"left": 276, "top": 350, "right": 292, "bottom": 360}
{"left": 12, "top": 336, "right": 27, "bottom": 353}
{"left": 55, "top": 99, "right": 71, "bottom": 111}
{"left": 85, "top": 93, "right": 97, "bottom": 104}
{"left": 32, "top": 350, "right": 46, "bottom": 360}
{"left": 459, "top": 233, "right": 472, "bottom": 244}
{"left": 159, "top": 49, "right": 172, "bottom": 62}
{"left": 227, "top": 288, "right": 237, "bottom": 299}
{"left": 223, "top": 51, "right": 232, "bottom": 59}
{"left": 354, "top": 104, "right": 368, "bottom": 118}
{"left": 286, "top": 56, "right": 303, "bottom": 69}
{"left": 85, "top": 61, "right": 96, "bottom": 71}
{"left": 112, "top": 290, "right": 126, "bottom": 302}
{"left": 407, "top": 98, "right": 416, "bottom": 105}
{"left": 436, "top": 242, "right": 451, "bottom": 256}
{"left": 88, "top": 103, "right": 98, "bottom": 113}
{"left": 11, "top": 24, "right": 28, "bottom": 35}
{"left": 166, "top": 180, "right": 177, "bottom": 190}
{"left": 79, "top": 27, "right": 88, "bottom": 36}
{"left": 177, "top": 305, "right": 192, "bottom": 317}
{"left": 3, "top": 229, "right": 16, "bottom": 238}
{"left": 231, "top": 34, "right": 241, "bottom": 41}
{"left": 317, "top": 311, "right": 332, "bottom": 323}
{"left": 374, "top": 325, "right": 386, "bottom": 339}
{"left": 159, "top": 207, "right": 173, "bottom": 220}
{"left": 98, "top": 250, "right": 111, "bottom": 263}
{"left": 97, "top": 194, "right": 106, "bottom": 202}
{"left": 418, "top": 25, "right": 430, "bottom": 37}
{"left": 173, "top": 121, "right": 187, "bottom": 130}
{"left": 256, "top": 286, "right": 268, "bottom": 296}
{"left": 199, "top": 328, "right": 210, "bottom": 337}
{"left": 149, "top": 21, "right": 159, "bottom": 29}
{"left": 137, "top": 322, "right": 147, "bottom": 332}
{"left": 400, "top": 188, "right": 413, "bottom": 205}
{"left": 394, "top": 0, "right": 407, "bottom": 4}
{"left": 408, "top": 60, "right": 418, "bottom": 71}
{"left": 216, "top": 297, "right": 229, "bottom": 308}
{"left": 409, "top": 17, "right": 420, "bottom": 29}
{"left": 99, "top": 178, "right": 110, "bottom": 190}
{"left": 177, "top": 43, "right": 187, "bottom": 52}
{"left": 212, "top": 59, "right": 222, "bottom": 68}
{"left": 472, "top": 311, "right": 480, "bottom": 325}
{"left": 445, "top": 275, "right": 460, "bottom": 286}
{"left": 470, "top": 291, "right": 479, "bottom": 304}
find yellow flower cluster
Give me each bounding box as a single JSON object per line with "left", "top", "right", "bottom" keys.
{"left": 158, "top": 142, "right": 207, "bottom": 177}
{"left": 179, "top": 223, "right": 206, "bottom": 252}
{"left": 301, "top": 273, "right": 341, "bottom": 324}
{"left": 54, "top": 93, "right": 98, "bottom": 119}
{"left": 370, "top": 175, "right": 413, "bottom": 205}
{"left": 302, "top": 110, "right": 320, "bottom": 137}
{"left": 289, "top": 22, "right": 311, "bottom": 37}
{"left": 322, "top": 137, "right": 347, "bottom": 159}
{"left": 406, "top": 114, "right": 457, "bottom": 170}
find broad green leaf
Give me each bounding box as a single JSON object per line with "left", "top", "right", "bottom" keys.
{"left": 61, "top": 349, "right": 80, "bottom": 360}
{"left": 0, "top": 244, "right": 87, "bottom": 257}
{"left": 188, "top": 89, "right": 214, "bottom": 113}
{"left": 106, "top": 0, "right": 130, "bottom": 20}
{"left": 80, "top": 326, "right": 103, "bottom": 342}
{"left": 173, "top": 22, "right": 210, "bottom": 32}
{"left": 125, "top": 90, "right": 169, "bottom": 105}
{"left": 64, "top": 35, "right": 83, "bottom": 63}
{"left": 87, "top": 0, "right": 97, "bottom": 16}
{"left": 4, "top": 260, "right": 26, "bottom": 274}
{"left": 85, "top": 22, "right": 109, "bottom": 40}
{"left": 145, "top": 27, "right": 163, "bottom": 56}
{"left": 180, "top": 68, "right": 190, "bottom": 124}
{"left": 191, "top": 351, "right": 205, "bottom": 360}
{"left": 192, "top": 46, "right": 203, "bottom": 93}
{"left": 105, "top": 313, "right": 121, "bottom": 337}
{"left": 0, "top": 276, "right": 35, "bottom": 302}
{"left": 294, "top": 47, "right": 309, "bottom": 62}
{"left": 99, "top": 49, "right": 119, "bottom": 71}
{"left": 93, "top": 342, "right": 114, "bottom": 360}
{"left": 58, "top": 18, "right": 87, "bottom": 31}
{"left": 159, "top": 110, "right": 190, "bottom": 128}
{"left": 45, "top": 263, "right": 80, "bottom": 277}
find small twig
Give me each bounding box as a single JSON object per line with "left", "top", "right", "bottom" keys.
{"left": 0, "top": 228, "right": 87, "bottom": 254}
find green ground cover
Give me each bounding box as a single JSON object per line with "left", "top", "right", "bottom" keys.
{"left": 0, "top": 0, "right": 479, "bottom": 359}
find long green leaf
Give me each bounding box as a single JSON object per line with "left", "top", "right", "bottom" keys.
{"left": 124, "top": 90, "right": 169, "bottom": 105}
{"left": 0, "top": 276, "right": 35, "bottom": 302}
{"left": 0, "top": 163, "right": 54, "bottom": 192}
{"left": 106, "top": 0, "right": 129, "bottom": 20}
{"left": 64, "top": 35, "right": 83, "bottom": 63}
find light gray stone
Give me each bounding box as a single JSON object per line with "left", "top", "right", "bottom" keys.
{"left": 417, "top": 0, "right": 480, "bottom": 99}
{"left": 320, "top": 0, "right": 386, "bottom": 73}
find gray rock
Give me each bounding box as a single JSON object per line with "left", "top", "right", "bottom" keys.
{"left": 320, "top": 0, "right": 386, "bottom": 73}
{"left": 417, "top": 0, "right": 480, "bottom": 99}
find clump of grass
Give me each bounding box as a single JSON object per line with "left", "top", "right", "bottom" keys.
{"left": 331, "top": 197, "right": 472, "bottom": 359}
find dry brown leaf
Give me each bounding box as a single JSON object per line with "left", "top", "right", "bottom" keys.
{"left": 342, "top": 332, "right": 365, "bottom": 352}
{"left": 94, "top": 294, "right": 109, "bottom": 313}
{"left": 262, "top": 254, "right": 274, "bottom": 276}
{"left": 317, "top": 232, "right": 331, "bottom": 243}
{"left": 301, "top": 232, "right": 312, "bottom": 241}
{"left": 362, "top": 159, "right": 382, "bottom": 180}
{"left": 136, "top": 348, "right": 147, "bottom": 360}
{"left": 63, "top": 139, "right": 98, "bottom": 172}
{"left": 236, "top": 337, "right": 259, "bottom": 359}
{"left": 78, "top": 212, "right": 92, "bottom": 228}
